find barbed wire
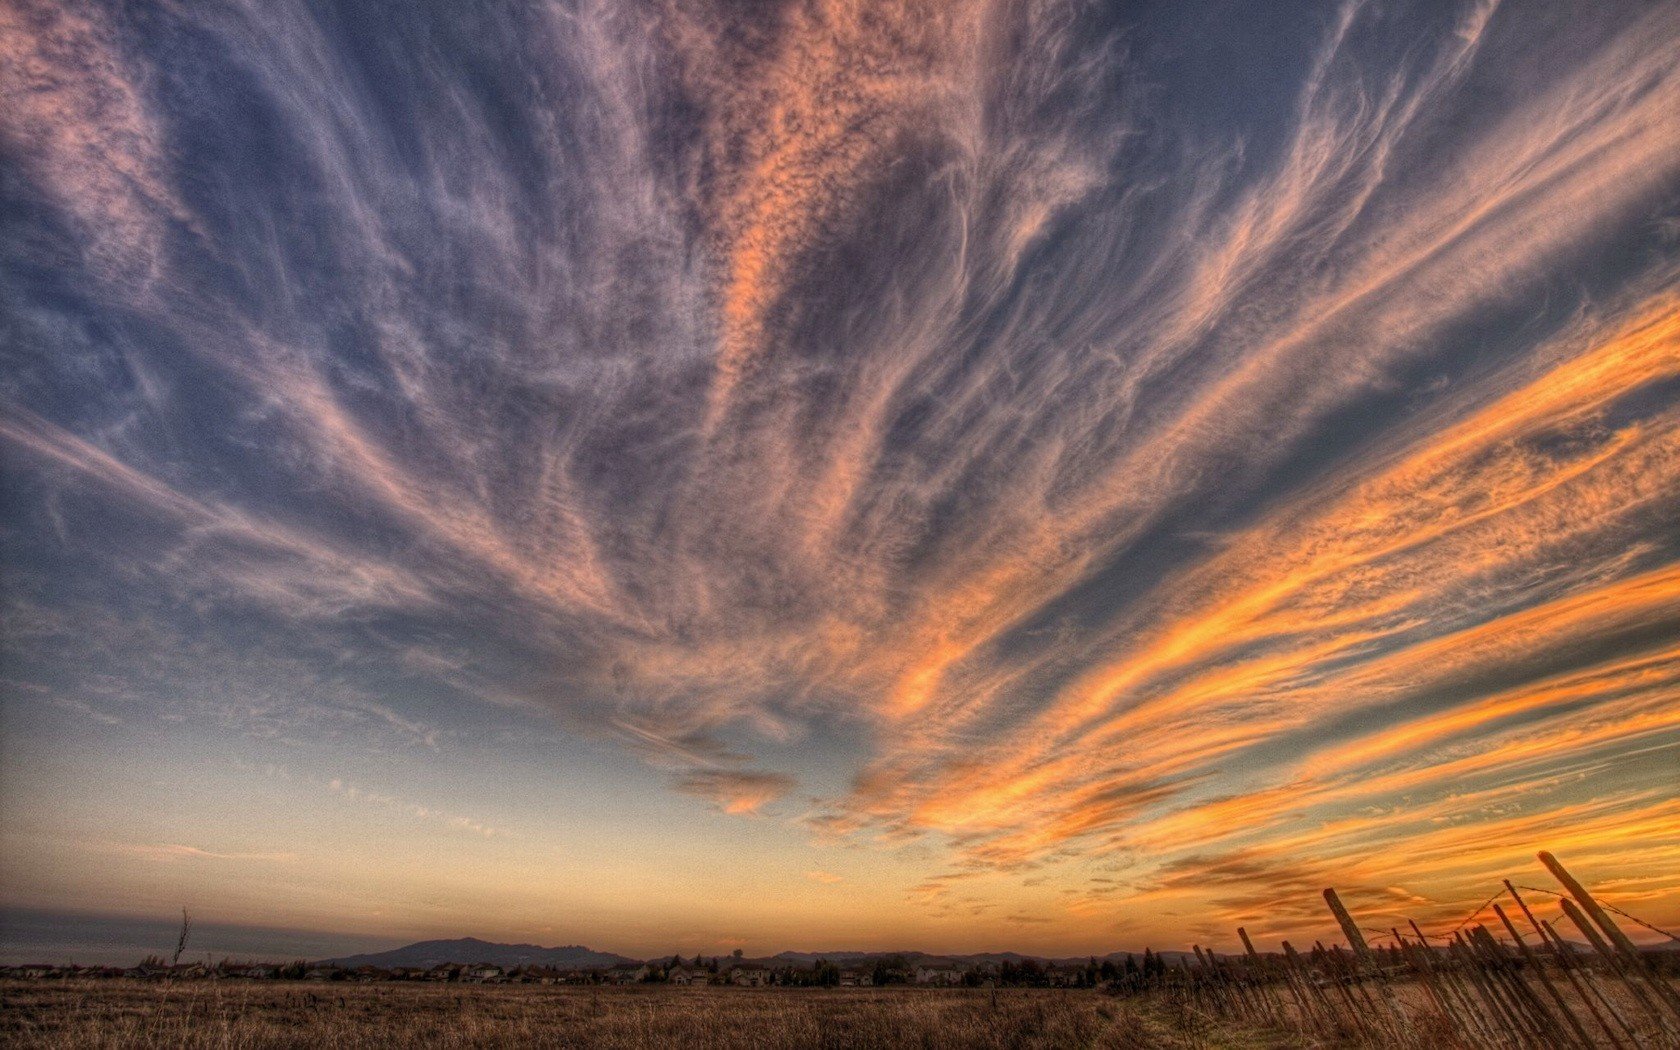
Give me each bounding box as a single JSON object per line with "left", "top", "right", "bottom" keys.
{"left": 1446, "top": 889, "right": 1506, "bottom": 939}
{"left": 1343, "top": 883, "right": 1678, "bottom": 948}
{"left": 1512, "top": 884, "right": 1680, "bottom": 942}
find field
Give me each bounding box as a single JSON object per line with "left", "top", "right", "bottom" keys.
{"left": 0, "top": 981, "right": 1302, "bottom": 1049}
{"left": 7, "top": 849, "right": 1675, "bottom": 1048}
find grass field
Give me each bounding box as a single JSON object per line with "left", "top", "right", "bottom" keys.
{"left": 0, "top": 980, "right": 1307, "bottom": 1049}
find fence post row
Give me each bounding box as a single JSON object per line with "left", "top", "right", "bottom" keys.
{"left": 1106, "top": 849, "right": 1678, "bottom": 1048}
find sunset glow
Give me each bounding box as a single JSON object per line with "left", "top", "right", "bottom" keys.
{"left": 2, "top": 0, "right": 1677, "bottom": 963}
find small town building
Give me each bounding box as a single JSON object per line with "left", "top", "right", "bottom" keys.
{"left": 729, "top": 964, "right": 770, "bottom": 987}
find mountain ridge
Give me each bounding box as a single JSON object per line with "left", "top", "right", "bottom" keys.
{"left": 323, "top": 938, "right": 1200, "bottom": 969}
{"left": 769, "top": 948, "right": 1200, "bottom": 967}
{"left": 323, "top": 937, "right": 633, "bottom": 970}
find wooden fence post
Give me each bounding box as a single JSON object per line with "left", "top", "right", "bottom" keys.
{"left": 1323, "top": 887, "right": 1409, "bottom": 1033}
{"left": 1282, "top": 940, "right": 1341, "bottom": 1039}
{"left": 1453, "top": 929, "right": 1533, "bottom": 1047}
{"left": 1323, "top": 889, "right": 1374, "bottom": 967}
{"left": 1236, "top": 928, "right": 1286, "bottom": 1026}
{"left": 1481, "top": 923, "right": 1576, "bottom": 1049}
{"left": 1317, "top": 940, "right": 1377, "bottom": 1041}
{"left": 1507, "top": 881, "right": 1630, "bottom": 1048}
{"left": 1271, "top": 937, "right": 1318, "bottom": 1033}
{"left": 1393, "top": 927, "right": 1478, "bottom": 1042}
{"left": 1494, "top": 903, "right": 1593, "bottom": 1049}
{"left": 1559, "top": 895, "right": 1675, "bottom": 1039}
{"left": 1543, "top": 916, "right": 1638, "bottom": 1046}
{"left": 1413, "top": 919, "right": 1501, "bottom": 1044}
{"left": 1116, "top": 850, "right": 1675, "bottom": 1047}
{"left": 1539, "top": 850, "right": 1680, "bottom": 1024}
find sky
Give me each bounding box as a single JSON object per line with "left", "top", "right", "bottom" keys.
{"left": 2, "top": 0, "right": 1678, "bottom": 965}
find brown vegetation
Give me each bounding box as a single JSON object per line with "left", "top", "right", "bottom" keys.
{"left": 0, "top": 982, "right": 1297, "bottom": 1049}
{"left": 4, "top": 850, "right": 1674, "bottom": 1047}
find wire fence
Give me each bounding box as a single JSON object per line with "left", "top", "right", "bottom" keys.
{"left": 1112, "top": 849, "right": 1680, "bottom": 1048}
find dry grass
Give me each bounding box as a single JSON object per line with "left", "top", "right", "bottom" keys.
{"left": 0, "top": 980, "right": 1308, "bottom": 1049}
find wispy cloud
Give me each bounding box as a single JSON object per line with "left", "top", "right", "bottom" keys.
{"left": 674, "top": 770, "right": 798, "bottom": 816}
{"left": 110, "top": 843, "right": 299, "bottom": 864}
{"left": 0, "top": 0, "right": 198, "bottom": 284}
{"left": 325, "top": 778, "right": 507, "bottom": 839}
{"left": 3, "top": 0, "right": 1678, "bottom": 945}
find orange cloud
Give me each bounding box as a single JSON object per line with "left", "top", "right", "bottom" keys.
{"left": 674, "top": 769, "right": 798, "bottom": 815}
{"left": 836, "top": 287, "right": 1680, "bottom": 901}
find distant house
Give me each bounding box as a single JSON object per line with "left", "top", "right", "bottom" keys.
{"left": 914, "top": 965, "right": 961, "bottom": 986}
{"left": 603, "top": 964, "right": 651, "bottom": 984}
{"left": 462, "top": 965, "right": 505, "bottom": 983}
{"left": 666, "top": 965, "right": 698, "bottom": 985}
{"left": 303, "top": 967, "right": 339, "bottom": 981}
{"left": 839, "top": 969, "right": 873, "bottom": 987}
{"left": 729, "top": 964, "right": 770, "bottom": 987}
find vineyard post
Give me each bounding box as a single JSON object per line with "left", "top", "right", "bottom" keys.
{"left": 1412, "top": 919, "right": 1495, "bottom": 1039}
{"left": 1222, "top": 949, "right": 1262, "bottom": 1022}
{"left": 1508, "top": 881, "right": 1630, "bottom": 1048}
{"left": 1316, "top": 940, "right": 1375, "bottom": 1040}
{"left": 1272, "top": 938, "right": 1318, "bottom": 1033}
{"left": 1542, "top": 917, "right": 1638, "bottom": 1046}
{"left": 1393, "top": 929, "right": 1464, "bottom": 1036}
{"left": 1237, "top": 927, "right": 1287, "bottom": 1025}
{"left": 1495, "top": 903, "right": 1593, "bottom": 1049}
{"left": 1472, "top": 924, "right": 1569, "bottom": 1050}
{"left": 1397, "top": 927, "right": 1491, "bottom": 1043}
{"left": 1451, "top": 930, "right": 1527, "bottom": 1046}
{"left": 1322, "top": 889, "right": 1374, "bottom": 967}
{"left": 1559, "top": 895, "right": 1674, "bottom": 1035}
{"left": 1333, "top": 942, "right": 1396, "bottom": 1041}
{"left": 1282, "top": 940, "right": 1341, "bottom": 1039}
{"left": 1540, "top": 851, "right": 1680, "bottom": 1023}
{"left": 1323, "top": 889, "right": 1408, "bottom": 1031}
{"left": 1190, "top": 946, "right": 1226, "bottom": 1018}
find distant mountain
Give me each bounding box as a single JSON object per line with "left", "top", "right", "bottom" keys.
{"left": 769, "top": 949, "right": 932, "bottom": 966}
{"left": 767, "top": 949, "right": 1201, "bottom": 968}
{"left": 323, "top": 937, "right": 632, "bottom": 970}
{"left": 324, "top": 939, "right": 1218, "bottom": 972}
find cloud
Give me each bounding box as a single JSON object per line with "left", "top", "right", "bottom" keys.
{"left": 3, "top": 0, "right": 1679, "bottom": 945}
{"left": 673, "top": 769, "right": 798, "bottom": 816}
{"left": 325, "top": 777, "right": 506, "bottom": 839}
{"left": 111, "top": 843, "right": 299, "bottom": 864}
{"left": 0, "top": 0, "right": 197, "bottom": 284}
{"left": 805, "top": 870, "right": 843, "bottom": 884}
{"left": 48, "top": 695, "right": 123, "bottom": 727}
{"left": 0, "top": 409, "right": 437, "bottom": 619}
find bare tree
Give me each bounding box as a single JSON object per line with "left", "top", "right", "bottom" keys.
{"left": 172, "top": 908, "right": 192, "bottom": 967}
